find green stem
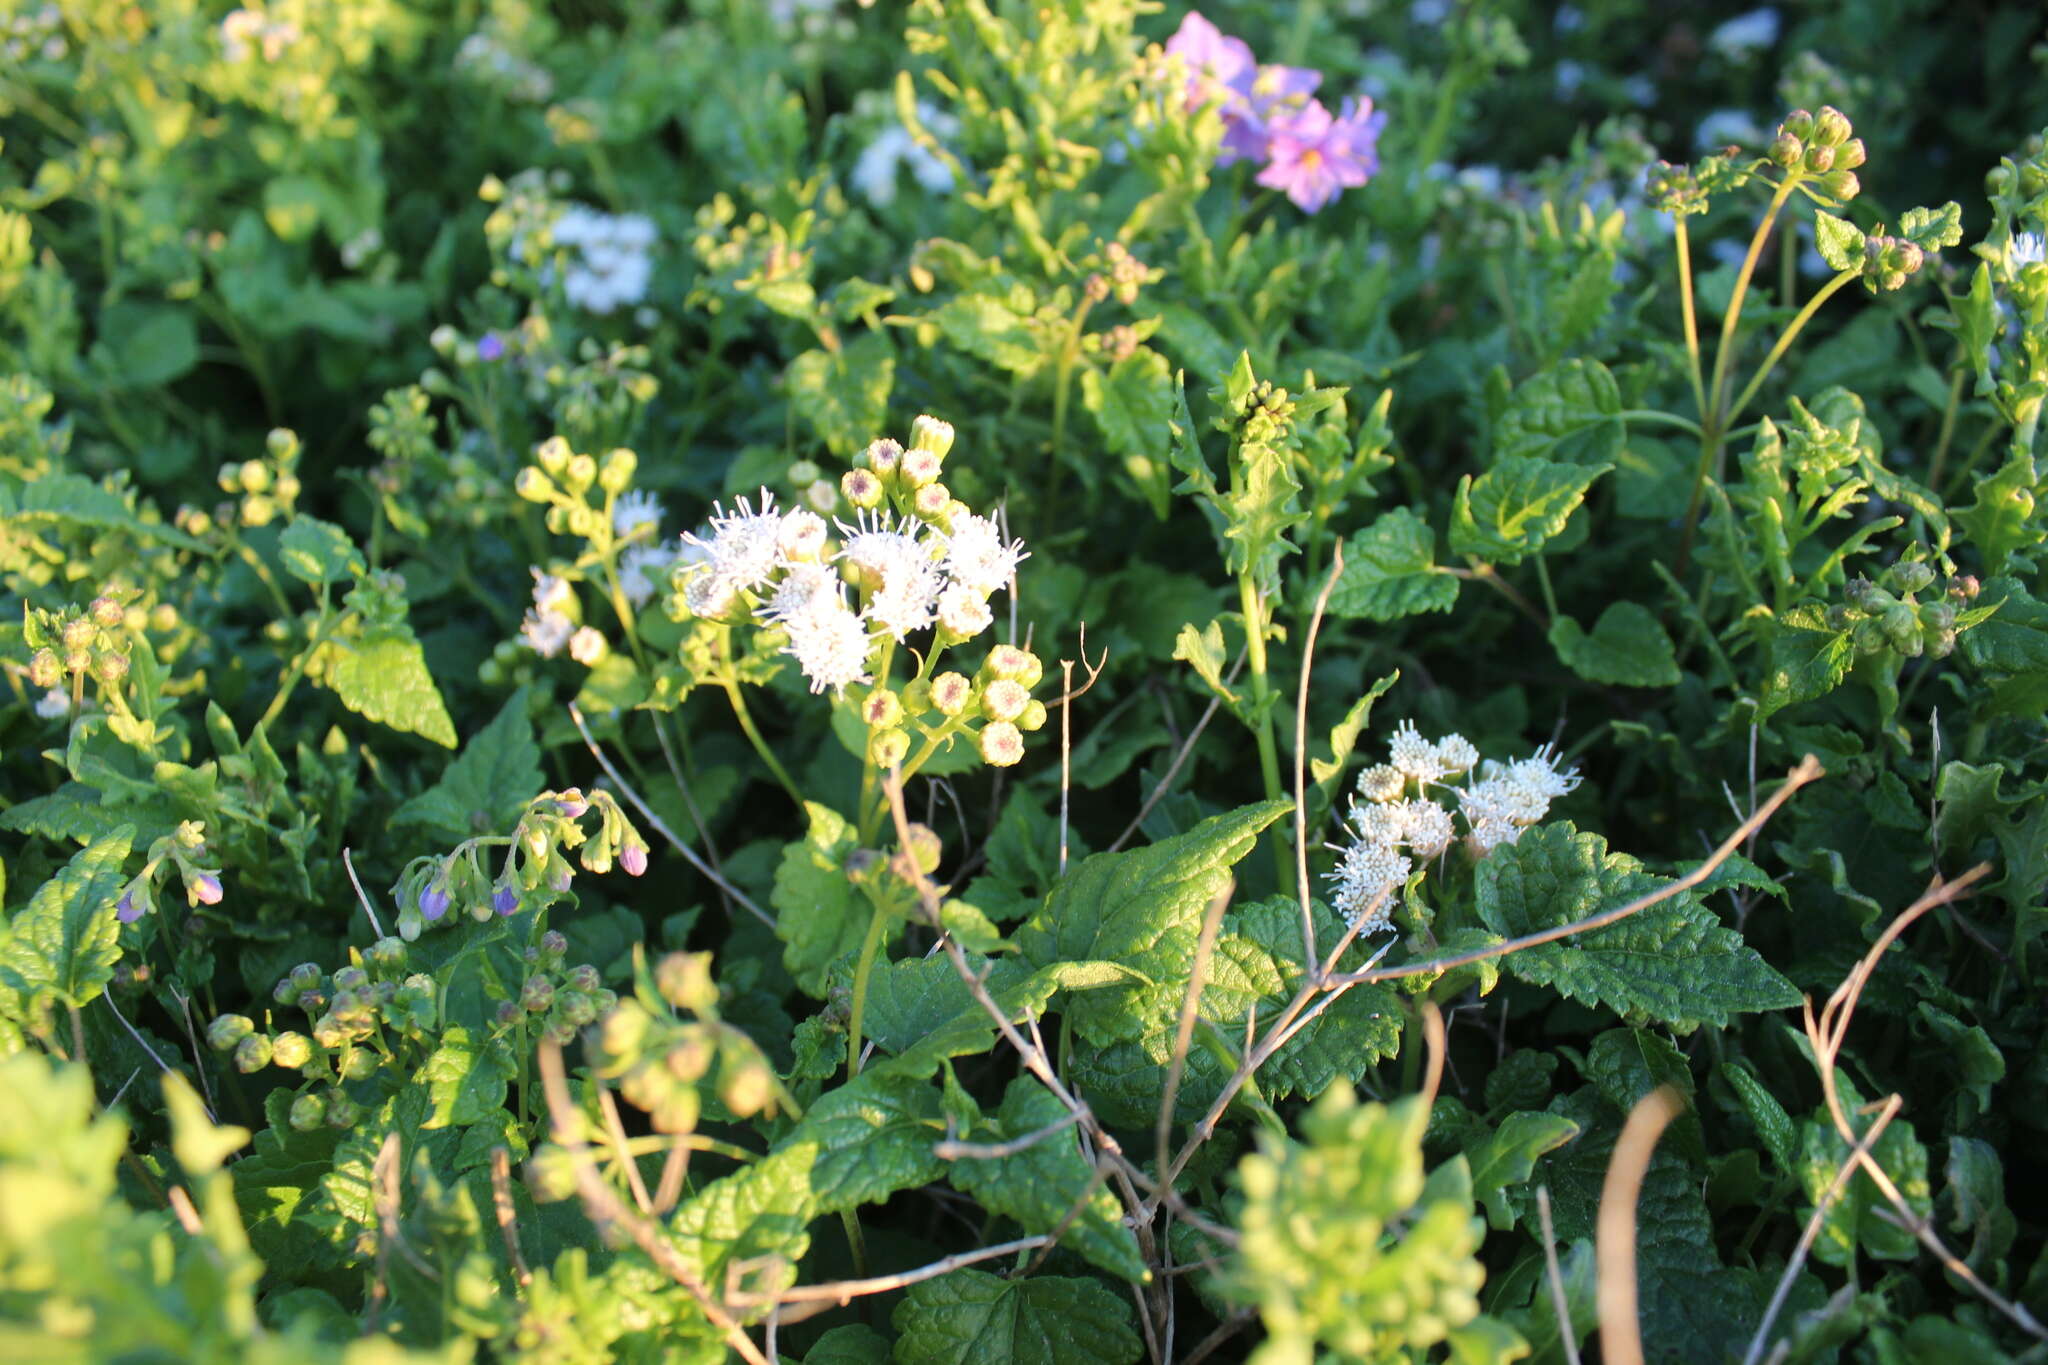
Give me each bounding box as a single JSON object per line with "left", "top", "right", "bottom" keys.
{"left": 719, "top": 675, "right": 802, "bottom": 810}
{"left": 845, "top": 900, "right": 890, "bottom": 1079}
{"left": 1928, "top": 366, "right": 1966, "bottom": 493}
{"left": 1617, "top": 410, "right": 1707, "bottom": 439}
{"left": 1721, "top": 271, "right": 1858, "bottom": 430}
{"left": 257, "top": 601, "right": 342, "bottom": 732}
{"left": 1237, "top": 574, "right": 1290, "bottom": 889}
{"left": 1707, "top": 178, "right": 1798, "bottom": 427}
{"left": 856, "top": 642, "right": 897, "bottom": 844}
{"left": 1532, "top": 555, "right": 1560, "bottom": 622}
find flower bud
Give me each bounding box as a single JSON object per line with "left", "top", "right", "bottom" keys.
{"left": 190, "top": 873, "right": 223, "bottom": 906}
{"left": 540, "top": 930, "right": 569, "bottom": 964}
{"left": 981, "top": 678, "right": 1030, "bottom": 723}
{"left": 515, "top": 467, "right": 555, "bottom": 503}
{"left": 270, "top": 1032, "right": 312, "bottom": 1069}
{"left": 1819, "top": 169, "right": 1859, "bottom": 202}
{"left": 842, "top": 468, "right": 884, "bottom": 509}
{"left": 521, "top": 975, "right": 555, "bottom": 1013}
{"left": 903, "top": 822, "right": 943, "bottom": 875}
{"left": 1802, "top": 144, "right": 1834, "bottom": 174}
{"left": 913, "top": 483, "right": 951, "bottom": 519}
{"left": 1769, "top": 133, "right": 1802, "bottom": 169}
{"left": 91, "top": 596, "right": 124, "bottom": 629}
{"left": 419, "top": 880, "right": 451, "bottom": 921}
{"left": 1813, "top": 106, "right": 1852, "bottom": 147}
{"left": 862, "top": 688, "right": 903, "bottom": 729}
{"left": 931, "top": 671, "right": 972, "bottom": 717}
{"left": 720, "top": 1058, "right": 774, "bottom": 1118}
{"left": 235, "top": 1033, "right": 274, "bottom": 1073}
{"left": 535, "top": 435, "right": 572, "bottom": 476}
{"left": 598, "top": 447, "right": 637, "bottom": 494}
{"left": 861, "top": 438, "right": 902, "bottom": 476}
{"left": 1778, "top": 109, "right": 1814, "bottom": 141}
{"left": 1834, "top": 139, "right": 1866, "bottom": 170}
{"left": 984, "top": 644, "right": 1043, "bottom": 687}
{"left": 908, "top": 415, "right": 955, "bottom": 460}
{"left": 341, "top": 1048, "right": 379, "bottom": 1080}
{"left": 1019, "top": 699, "right": 1048, "bottom": 731}
{"left": 62, "top": 617, "right": 96, "bottom": 651}
{"left": 564, "top": 454, "right": 598, "bottom": 494}
{"left": 900, "top": 447, "right": 942, "bottom": 489}
{"left": 621, "top": 837, "right": 649, "bottom": 877}
{"left": 569, "top": 627, "right": 609, "bottom": 665}
{"left": 290, "top": 962, "right": 323, "bottom": 994}
{"left": 656, "top": 952, "right": 719, "bottom": 1015}
{"left": 289, "top": 1093, "right": 328, "bottom": 1131}
{"left": 208, "top": 1014, "right": 256, "bottom": 1051}
{"left": 92, "top": 651, "right": 129, "bottom": 685}
{"left": 1891, "top": 561, "right": 1935, "bottom": 595}
{"left": 978, "top": 720, "right": 1025, "bottom": 767}
{"left": 366, "top": 937, "right": 407, "bottom": 973}
{"left": 325, "top": 1093, "right": 361, "bottom": 1128}
{"left": 492, "top": 882, "right": 520, "bottom": 914}
{"left": 28, "top": 649, "right": 61, "bottom": 689}
{"left": 869, "top": 726, "right": 910, "bottom": 767}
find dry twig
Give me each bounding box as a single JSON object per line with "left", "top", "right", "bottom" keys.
{"left": 1596, "top": 1085, "right": 1686, "bottom": 1365}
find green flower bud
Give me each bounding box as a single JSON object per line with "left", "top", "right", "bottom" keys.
{"left": 984, "top": 644, "right": 1043, "bottom": 688}
{"left": 365, "top": 936, "right": 407, "bottom": 973}
{"left": 234, "top": 1033, "right": 274, "bottom": 1073}
{"left": 521, "top": 975, "right": 555, "bottom": 1013}
{"left": 207, "top": 1014, "right": 256, "bottom": 1051}
{"left": 92, "top": 651, "right": 129, "bottom": 685}
{"left": 1802, "top": 144, "right": 1835, "bottom": 174}
{"left": 1813, "top": 106, "right": 1852, "bottom": 147}
{"left": 289, "top": 1093, "right": 327, "bottom": 1131}
{"left": 908, "top": 415, "right": 955, "bottom": 460}
{"left": 868, "top": 726, "right": 910, "bottom": 767}
{"left": 341, "top": 1048, "right": 379, "bottom": 1080}
{"left": 981, "top": 678, "right": 1030, "bottom": 723}
{"left": 1835, "top": 139, "right": 1866, "bottom": 171}
{"left": 902, "top": 822, "right": 943, "bottom": 875}
{"left": 1770, "top": 133, "right": 1803, "bottom": 169}
{"left": 720, "top": 1058, "right": 774, "bottom": 1118}
{"left": 931, "top": 671, "right": 972, "bottom": 717}
{"left": 862, "top": 688, "right": 903, "bottom": 729}
{"left": 332, "top": 965, "right": 368, "bottom": 994}
{"left": 515, "top": 467, "right": 555, "bottom": 503}
{"left": 1018, "top": 699, "right": 1049, "bottom": 732}
{"left": 29, "top": 648, "right": 62, "bottom": 689}
{"left": 842, "top": 468, "right": 884, "bottom": 509}
{"left": 1891, "top": 561, "right": 1935, "bottom": 595}
{"left": 62, "top": 617, "right": 96, "bottom": 651}
{"left": 1819, "top": 169, "right": 1859, "bottom": 202}
{"left": 289, "top": 962, "right": 323, "bottom": 993}
{"left": 270, "top": 1031, "right": 312, "bottom": 1070}
{"left": 535, "top": 436, "right": 572, "bottom": 476}
{"left": 564, "top": 453, "right": 598, "bottom": 494}
{"left": 860, "top": 437, "right": 902, "bottom": 476}
{"left": 599, "top": 447, "right": 637, "bottom": 494}
{"left": 565, "top": 504, "right": 597, "bottom": 539}
{"left": 900, "top": 447, "right": 943, "bottom": 489}
{"left": 238, "top": 460, "right": 271, "bottom": 494}
{"left": 90, "top": 596, "right": 124, "bottom": 629}
{"left": 325, "top": 1093, "right": 361, "bottom": 1128}
{"left": 1779, "top": 109, "right": 1815, "bottom": 141}
{"left": 901, "top": 679, "right": 933, "bottom": 716}
{"left": 266, "top": 427, "right": 299, "bottom": 461}
{"left": 912, "top": 482, "right": 951, "bottom": 519}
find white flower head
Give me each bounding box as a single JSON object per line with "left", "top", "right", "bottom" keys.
{"left": 1347, "top": 800, "right": 1409, "bottom": 850}
{"left": 756, "top": 561, "right": 840, "bottom": 627}
{"left": 1433, "top": 734, "right": 1479, "bottom": 775}
{"left": 682, "top": 568, "right": 739, "bottom": 620}
{"left": 1388, "top": 720, "right": 1445, "bottom": 784}
{"left": 684, "top": 491, "right": 783, "bottom": 590}
{"left": 935, "top": 582, "right": 993, "bottom": 639}
{"left": 835, "top": 510, "right": 927, "bottom": 581}
{"left": 619, "top": 543, "right": 676, "bottom": 607}
{"left": 837, "top": 511, "right": 946, "bottom": 641}
{"left": 2009, "top": 231, "right": 2046, "bottom": 275}
{"left": 1400, "top": 799, "right": 1456, "bottom": 860}
{"left": 1356, "top": 763, "right": 1406, "bottom": 803}
{"left": 941, "top": 511, "right": 1028, "bottom": 597}
{"left": 1707, "top": 7, "right": 1779, "bottom": 57}
{"left": 783, "top": 597, "right": 873, "bottom": 695}
{"left": 530, "top": 567, "right": 575, "bottom": 616}
{"left": 1326, "top": 839, "right": 1409, "bottom": 933}
{"left": 1509, "top": 744, "right": 1582, "bottom": 802}
{"left": 34, "top": 688, "right": 71, "bottom": 719}
{"left": 1467, "top": 817, "right": 1522, "bottom": 856}
{"left": 613, "top": 489, "right": 663, "bottom": 540}
{"left": 521, "top": 607, "right": 574, "bottom": 657}
{"left": 569, "top": 627, "right": 608, "bottom": 665}
{"left": 778, "top": 508, "right": 829, "bottom": 562}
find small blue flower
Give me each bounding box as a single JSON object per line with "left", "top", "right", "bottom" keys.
{"left": 419, "top": 882, "right": 451, "bottom": 921}
{"left": 116, "top": 889, "right": 142, "bottom": 923}
{"left": 476, "top": 332, "right": 505, "bottom": 362}
{"left": 492, "top": 882, "right": 520, "bottom": 915}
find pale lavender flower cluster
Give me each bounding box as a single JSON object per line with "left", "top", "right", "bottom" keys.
{"left": 1163, "top": 12, "right": 1387, "bottom": 213}
{"left": 1326, "top": 722, "right": 1581, "bottom": 933}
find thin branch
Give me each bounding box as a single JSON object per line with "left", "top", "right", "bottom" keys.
{"left": 1537, "top": 1186, "right": 1582, "bottom": 1365}
{"left": 1060, "top": 656, "right": 1075, "bottom": 879}
{"left": 341, "top": 847, "right": 387, "bottom": 939}
{"left": 103, "top": 995, "right": 212, "bottom": 1122}
{"left": 1293, "top": 542, "right": 1345, "bottom": 974}
{"left": 1597, "top": 1085, "right": 1686, "bottom": 1365}
{"left": 1180, "top": 1309, "right": 1257, "bottom": 1365}
{"left": 729, "top": 1235, "right": 1048, "bottom": 1314}
{"left": 490, "top": 1146, "right": 533, "bottom": 1286}
{"left": 933, "top": 1111, "right": 1081, "bottom": 1160}
{"left": 1156, "top": 882, "right": 1234, "bottom": 1195}
{"left": 567, "top": 702, "right": 774, "bottom": 930}
{"left": 597, "top": 1085, "right": 656, "bottom": 1215}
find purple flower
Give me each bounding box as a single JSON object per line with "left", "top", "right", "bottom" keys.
{"left": 1256, "top": 96, "right": 1386, "bottom": 213}
{"left": 476, "top": 332, "right": 505, "bottom": 362}
{"left": 555, "top": 797, "right": 589, "bottom": 819}
{"left": 549, "top": 868, "right": 573, "bottom": 892}
{"left": 1164, "top": 13, "right": 1254, "bottom": 114}
{"left": 116, "top": 889, "right": 142, "bottom": 923}
{"left": 419, "top": 882, "right": 451, "bottom": 921}
{"left": 192, "top": 873, "right": 224, "bottom": 906}
{"left": 1220, "top": 63, "right": 1323, "bottom": 165}
{"left": 620, "top": 841, "right": 647, "bottom": 877}
{"left": 492, "top": 882, "right": 520, "bottom": 915}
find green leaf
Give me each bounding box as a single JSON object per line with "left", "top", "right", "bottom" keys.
{"left": 1449, "top": 456, "right": 1610, "bottom": 565}
{"left": 1723, "top": 1062, "right": 1799, "bottom": 1175}
{"left": 951, "top": 1078, "right": 1147, "bottom": 1281}
{"left": 892, "top": 1269, "right": 1142, "bottom": 1365}
{"left": 162, "top": 1071, "right": 251, "bottom": 1175}
{"left": 0, "top": 827, "right": 133, "bottom": 1025}
{"left": 1953, "top": 454, "right": 2045, "bottom": 576}
{"left": 790, "top": 1069, "right": 943, "bottom": 1214}
{"left": 1797, "top": 1076, "right": 1931, "bottom": 1266}
{"left": 1814, "top": 210, "right": 1865, "bottom": 272}
{"left": 1329, "top": 508, "right": 1460, "bottom": 621}
{"left": 278, "top": 515, "right": 365, "bottom": 587}
{"left": 1474, "top": 823, "right": 1801, "bottom": 1031}
{"left": 804, "top": 1324, "right": 893, "bottom": 1365}
{"left": 932, "top": 288, "right": 1043, "bottom": 377}
{"left": 1171, "top": 618, "right": 1240, "bottom": 707}
{"left": 94, "top": 302, "right": 199, "bottom": 389}
{"left": 772, "top": 802, "right": 875, "bottom": 997}
{"left": 1754, "top": 602, "right": 1855, "bottom": 722}
{"left": 1548, "top": 601, "right": 1680, "bottom": 687}
{"left": 1213, "top": 896, "right": 1402, "bottom": 1099}
{"left": 323, "top": 626, "right": 458, "bottom": 748}
{"left": 1016, "top": 801, "right": 1290, "bottom": 1044}
{"left": 1584, "top": 1027, "right": 1704, "bottom": 1162}
{"left": 1468, "top": 1111, "right": 1581, "bottom": 1230}
{"left": 1309, "top": 672, "right": 1399, "bottom": 817}
{"left": 420, "top": 1026, "right": 519, "bottom": 1129}
{"left": 787, "top": 332, "right": 895, "bottom": 458}
{"left": 392, "top": 688, "right": 542, "bottom": 840}
{"left": 1081, "top": 348, "right": 1173, "bottom": 458}
{"left": 1153, "top": 303, "right": 1239, "bottom": 382}
{"left": 1493, "top": 359, "right": 1624, "bottom": 465}
{"left": 672, "top": 1141, "right": 819, "bottom": 1314}
{"left": 1899, "top": 201, "right": 1964, "bottom": 252}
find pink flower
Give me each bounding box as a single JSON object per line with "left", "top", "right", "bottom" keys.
{"left": 1255, "top": 97, "right": 1387, "bottom": 212}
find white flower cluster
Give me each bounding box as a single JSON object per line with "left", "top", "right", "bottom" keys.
{"left": 454, "top": 29, "right": 555, "bottom": 104}
{"left": 1326, "top": 722, "right": 1581, "bottom": 934}
{"left": 4, "top": 6, "right": 66, "bottom": 64}
{"left": 677, "top": 483, "right": 1025, "bottom": 697}
{"left": 220, "top": 7, "right": 302, "bottom": 63}
{"left": 551, "top": 205, "right": 657, "bottom": 315}
{"left": 850, "top": 99, "right": 962, "bottom": 208}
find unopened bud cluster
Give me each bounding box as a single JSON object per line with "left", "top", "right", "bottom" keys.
{"left": 25, "top": 593, "right": 134, "bottom": 703}
{"left": 110, "top": 821, "right": 225, "bottom": 923}
{"left": 1828, "top": 561, "right": 1976, "bottom": 660}
{"left": 583, "top": 952, "right": 781, "bottom": 1136}
{"left": 1860, "top": 233, "right": 1926, "bottom": 292}
{"left": 211, "top": 427, "right": 304, "bottom": 529}
{"left": 1768, "top": 106, "right": 1865, "bottom": 202}
{"left": 392, "top": 787, "right": 649, "bottom": 941}
{"left": 1327, "top": 723, "right": 1581, "bottom": 933}
{"left": 495, "top": 933, "right": 619, "bottom": 1047}
{"left": 875, "top": 642, "right": 1048, "bottom": 771}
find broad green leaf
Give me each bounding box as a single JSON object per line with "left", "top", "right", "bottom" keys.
{"left": 420, "top": 1026, "right": 519, "bottom": 1129}
{"left": 1081, "top": 347, "right": 1172, "bottom": 458}
{"left": 94, "top": 301, "right": 199, "bottom": 389}
{"left": 787, "top": 332, "right": 894, "bottom": 458}
{"left": 772, "top": 802, "right": 874, "bottom": 997}
{"left": 392, "top": 687, "right": 542, "bottom": 839}
{"left": 1814, "top": 210, "right": 1865, "bottom": 272}
{"left": 1723, "top": 1062, "right": 1798, "bottom": 1175}
{"left": 789, "top": 1069, "right": 943, "bottom": 1214}
{"left": 0, "top": 472, "right": 204, "bottom": 549}
{"left": 279, "top": 515, "right": 364, "bottom": 587}
{"left": 1754, "top": 602, "right": 1855, "bottom": 722}
{"left": 931, "top": 288, "right": 1043, "bottom": 377}
{"left": 1899, "top": 201, "right": 1963, "bottom": 251}
{"left": 672, "top": 1141, "right": 819, "bottom": 1315}
{"left": 864, "top": 956, "right": 1142, "bottom": 1080}
{"left": 323, "top": 626, "right": 457, "bottom": 748}
{"left": 1796, "top": 1076, "right": 1931, "bottom": 1267}
{"left": 1468, "top": 1111, "right": 1581, "bottom": 1229}
{"left": 1583, "top": 1027, "right": 1703, "bottom": 1162}
{"left": 951, "top": 1078, "right": 1147, "bottom": 1281}
{"left": 1016, "top": 800, "right": 1289, "bottom": 1044}
{"left": 892, "top": 1268, "right": 1142, "bottom": 1365}
{"left": 1474, "top": 823, "right": 1801, "bottom": 1031}
{"left": 0, "top": 827, "right": 133, "bottom": 1024}
{"left": 804, "top": 1324, "right": 892, "bottom": 1364}
{"left": 1547, "top": 601, "right": 1680, "bottom": 687}
{"left": 1329, "top": 507, "right": 1460, "bottom": 621}
{"left": 1493, "top": 359, "right": 1624, "bottom": 465}
{"left": 1954, "top": 456, "right": 2047, "bottom": 577}
{"left": 1153, "top": 303, "right": 1239, "bottom": 381}
{"left": 1449, "top": 456, "right": 1609, "bottom": 565}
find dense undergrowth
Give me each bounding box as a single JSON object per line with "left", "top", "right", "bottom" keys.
{"left": 4, "top": 1, "right": 2048, "bottom": 1362}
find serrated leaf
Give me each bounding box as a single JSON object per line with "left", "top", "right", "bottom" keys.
{"left": 0, "top": 472, "right": 204, "bottom": 549}
{"left": 1548, "top": 601, "right": 1680, "bottom": 687}
{"left": 865, "top": 956, "right": 1143, "bottom": 1080}
{"left": 891, "top": 1268, "right": 1142, "bottom": 1365}
{"left": 1213, "top": 896, "right": 1402, "bottom": 1098}
{"left": 1584, "top": 1027, "right": 1704, "bottom": 1163}
{"left": 932, "top": 288, "right": 1043, "bottom": 376}
{"left": 392, "top": 687, "right": 542, "bottom": 839}
{"left": 772, "top": 802, "right": 874, "bottom": 997}
{"left": 1723, "top": 1062, "right": 1798, "bottom": 1176}
{"left": 1474, "top": 823, "right": 1800, "bottom": 1031}
{"left": 1309, "top": 672, "right": 1399, "bottom": 817}
{"left": 1016, "top": 801, "right": 1290, "bottom": 1045}
{"left": 1797, "top": 1076, "right": 1930, "bottom": 1267}
{"left": 420, "top": 1026, "right": 519, "bottom": 1129}
{"left": 1814, "top": 210, "right": 1865, "bottom": 272}
{"left": 1468, "top": 1111, "right": 1580, "bottom": 1230}
{"left": 1449, "top": 456, "right": 1609, "bottom": 565}
{"left": 1171, "top": 618, "right": 1239, "bottom": 706}
{"left": 672, "top": 1141, "right": 819, "bottom": 1314}
{"left": 1953, "top": 455, "right": 2046, "bottom": 576}
{"left": 1329, "top": 507, "right": 1460, "bottom": 621}
{"left": 790, "top": 1069, "right": 943, "bottom": 1214}
{"left": 1081, "top": 347, "right": 1172, "bottom": 458}
{"left": 1755, "top": 602, "right": 1855, "bottom": 722}
{"left": 323, "top": 625, "right": 457, "bottom": 748}
{"left": 1899, "top": 201, "right": 1963, "bottom": 252}
{"left": 1494, "top": 359, "right": 1624, "bottom": 465}
{"left": 787, "top": 333, "right": 894, "bottom": 458}
{"left": 279, "top": 515, "right": 364, "bottom": 586}
{"left": 951, "top": 1078, "right": 1147, "bottom": 1281}
{"left": 0, "top": 827, "right": 133, "bottom": 1024}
